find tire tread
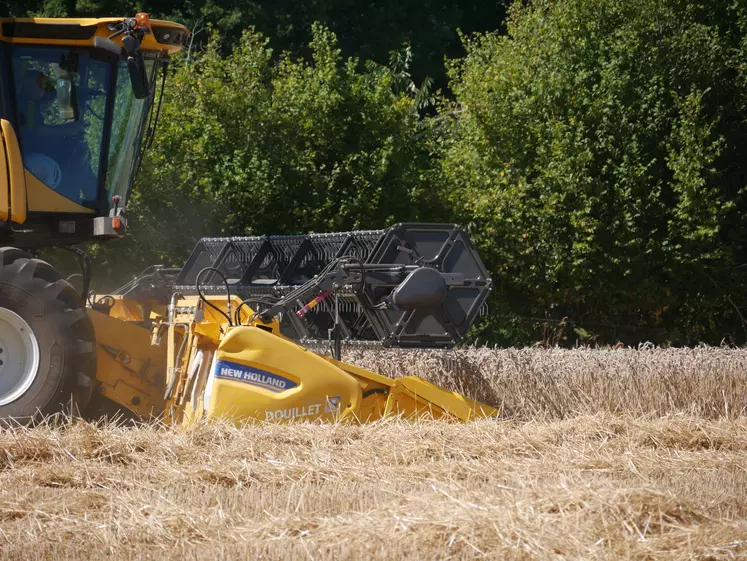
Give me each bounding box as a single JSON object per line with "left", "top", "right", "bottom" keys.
{"left": 0, "top": 247, "right": 97, "bottom": 424}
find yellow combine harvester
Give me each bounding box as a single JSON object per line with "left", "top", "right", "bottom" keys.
{"left": 0, "top": 14, "right": 497, "bottom": 425}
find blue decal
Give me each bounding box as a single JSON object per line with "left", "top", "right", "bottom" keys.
{"left": 214, "top": 360, "right": 298, "bottom": 393}
{"left": 324, "top": 395, "right": 341, "bottom": 413}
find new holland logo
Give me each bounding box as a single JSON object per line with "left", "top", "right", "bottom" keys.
{"left": 214, "top": 360, "right": 298, "bottom": 393}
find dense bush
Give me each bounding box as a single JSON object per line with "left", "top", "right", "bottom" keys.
{"left": 440, "top": 0, "right": 747, "bottom": 345}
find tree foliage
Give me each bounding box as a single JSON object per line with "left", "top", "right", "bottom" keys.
{"left": 440, "top": 0, "right": 747, "bottom": 345}
{"left": 95, "top": 25, "right": 441, "bottom": 279}
{"left": 9, "top": 0, "right": 747, "bottom": 345}
{"left": 7, "top": 0, "right": 507, "bottom": 91}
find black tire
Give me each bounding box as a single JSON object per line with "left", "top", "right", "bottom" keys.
{"left": 0, "top": 247, "right": 96, "bottom": 424}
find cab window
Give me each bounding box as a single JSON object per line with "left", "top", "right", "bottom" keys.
{"left": 11, "top": 46, "right": 111, "bottom": 206}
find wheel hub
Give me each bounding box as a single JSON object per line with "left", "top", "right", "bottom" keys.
{"left": 0, "top": 308, "right": 40, "bottom": 406}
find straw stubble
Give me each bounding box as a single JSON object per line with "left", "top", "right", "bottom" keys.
{"left": 0, "top": 347, "right": 745, "bottom": 560}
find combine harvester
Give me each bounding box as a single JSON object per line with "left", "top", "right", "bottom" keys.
{"left": 0, "top": 14, "right": 496, "bottom": 425}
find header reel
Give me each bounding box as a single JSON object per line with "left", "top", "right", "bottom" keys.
{"left": 170, "top": 223, "right": 492, "bottom": 350}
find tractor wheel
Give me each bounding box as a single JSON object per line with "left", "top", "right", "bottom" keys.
{"left": 0, "top": 248, "right": 96, "bottom": 424}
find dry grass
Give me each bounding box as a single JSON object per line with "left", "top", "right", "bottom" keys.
{"left": 0, "top": 348, "right": 746, "bottom": 560}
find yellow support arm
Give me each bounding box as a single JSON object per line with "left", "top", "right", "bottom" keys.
{"left": 0, "top": 119, "right": 26, "bottom": 224}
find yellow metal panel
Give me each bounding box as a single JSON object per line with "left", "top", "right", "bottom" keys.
{"left": 25, "top": 171, "right": 95, "bottom": 214}
{"left": 385, "top": 376, "right": 499, "bottom": 421}
{"left": 383, "top": 382, "right": 448, "bottom": 420}
{"left": 355, "top": 384, "right": 390, "bottom": 422}
{"left": 0, "top": 120, "right": 26, "bottom": 223}
{"left": 206, "top": 326, "right": 362, "bottom": 424}
{"left": 105, "top": 297, "right": 146, "bottom": 322}
{"left": 321, "top": 356, "right": 394, "bottom": 422}
{"left": 322, "top": 356, "right": 397, "bottom": 387}
{"left": 0, "top": 128, "right": 8, "bottom": 222}
{"left": 89, "top": 309, "right": 167, "bottom": 418}
{"left": 325, "top": 355, "right": 498, "bottom": 421}
{"left": 0, "top": 17, "right": 188, "bottom": 55}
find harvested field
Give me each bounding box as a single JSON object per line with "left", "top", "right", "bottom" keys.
{"left": 0, "top": 348, "right": 746, "bottom": 560}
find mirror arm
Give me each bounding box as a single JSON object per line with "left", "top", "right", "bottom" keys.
{"left": 93, "top": 36, "right": 124, "bottom": 58}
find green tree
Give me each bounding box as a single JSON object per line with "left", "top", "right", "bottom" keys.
{"left": 92, "top": 25, "right": 442, "bottom": 285}
{"left": 10, "top": 0, "right": 508, "bottom": 92}
{"left": 440, "top": 0, "right": 747, "bottom": 345}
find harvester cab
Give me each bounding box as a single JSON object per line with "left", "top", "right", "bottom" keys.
{"left": 0, "top": 14, "right": 187, "bottom": 421}
{"left": 0, "top": 15, "right": 498, "bottom": 426}
{"left": 0, "top": 15, "right": 186, "bottom": 246}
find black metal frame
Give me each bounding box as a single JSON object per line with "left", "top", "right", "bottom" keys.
{"left": 170, "top": 223, "right": 493, "bottom": 348}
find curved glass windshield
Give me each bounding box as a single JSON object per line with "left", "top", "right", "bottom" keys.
{"left": 106, "top": 59, "right": 155, "bottom": 206}
{"left": 11, "top": 46, "right": 111, "bottom": 206}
